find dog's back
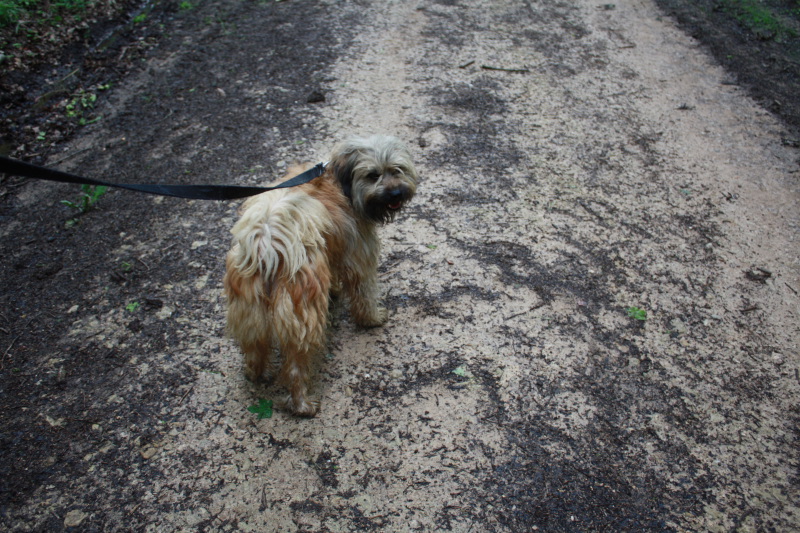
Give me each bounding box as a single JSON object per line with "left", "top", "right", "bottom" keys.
{"left": 228, "top": 189, "right": 334, "bottom": 283}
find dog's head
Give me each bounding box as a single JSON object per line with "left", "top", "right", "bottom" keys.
{"left": 329, "top": 135, "right": 418, "bottom": 223}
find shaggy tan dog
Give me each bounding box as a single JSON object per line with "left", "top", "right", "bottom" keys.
{"left": 224, "top": 135, "right": 418, "bottom": 416}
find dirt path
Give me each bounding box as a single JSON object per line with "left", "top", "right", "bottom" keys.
{"left": 1, "top": 0, "right": 799, "bottom": 531}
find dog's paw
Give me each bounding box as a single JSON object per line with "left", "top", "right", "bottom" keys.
{"left": 375, "top": 306, "right": 389, "bottom": 325}
{"left": 281, "top": 395, "right": 320, "bottom": 417}
{"left": 244, "top": 363, "right": 276, "bottom": 384}
{"left": 356, "top": 306, "right": 388, "bottom": 328}
{"left": 244, "top": 364, "right": 263, "bottom": 383}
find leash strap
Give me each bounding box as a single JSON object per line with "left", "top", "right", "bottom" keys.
{"left": 0, "top": 156, "right": 326, "bottom": 200}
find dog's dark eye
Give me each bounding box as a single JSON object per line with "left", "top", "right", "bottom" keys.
{"left": 366, "top": 171, "right": 380, "bottom": 181}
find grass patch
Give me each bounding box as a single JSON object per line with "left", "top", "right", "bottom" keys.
{"left": 720, "top": 0, "right": 799, "bottom": 40}
{"left": 0, "top": 0, "right": 92, "bottom": 29}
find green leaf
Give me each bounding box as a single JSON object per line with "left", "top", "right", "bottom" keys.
{"left": 626, "top": 306, "right": 647, "bottom": 321}
{"left": 91, "top": 185, "right": 108, "bottom": 200}
{"left": 452, "top": 365, "right": 469, "bottom": 377}
{"left": 248, "top": 398, "right": 273, "bottom": 419}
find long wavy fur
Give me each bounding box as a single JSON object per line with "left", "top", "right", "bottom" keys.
{"left": 223, "top": 135, "right": 418, "bottom": 416}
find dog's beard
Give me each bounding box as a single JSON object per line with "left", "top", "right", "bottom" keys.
{"left": 348, "top": 165, "right": 417, "bottom": 224}
{"left": 358, "top": 185, "right": 414, "bottom": 223}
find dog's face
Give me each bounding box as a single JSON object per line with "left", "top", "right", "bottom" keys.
{"left": 330, "top": 135, "right": 418, "bottom": 223}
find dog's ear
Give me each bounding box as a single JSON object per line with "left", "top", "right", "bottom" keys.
{"left": 329, "top": 149, "right": 360, "bottom": 200}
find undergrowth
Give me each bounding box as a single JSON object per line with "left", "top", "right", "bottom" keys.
{"left": 0, "top": 0, "right": 92, "bottom": 29}
{"left": 719, "top": 0, "right": 800, "bottom": 41}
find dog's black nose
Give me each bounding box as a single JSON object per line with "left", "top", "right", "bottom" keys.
{"left": 386, "top": 188, "right": 404, "bottom": 201}
{"left": 385, "top": 188, "right": 405, "bottom": 210}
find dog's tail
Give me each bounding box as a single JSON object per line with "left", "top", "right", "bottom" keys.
{"left": 228, "top": 190, "right": 333, "bottom": 284}
{"left": 224, "top": 189, "right": 334, "bottom": 353}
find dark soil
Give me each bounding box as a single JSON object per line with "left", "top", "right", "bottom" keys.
{"left": 0, "top": 0, "right": 183, "bottom": 159}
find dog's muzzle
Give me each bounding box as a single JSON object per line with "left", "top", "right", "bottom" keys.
{"left": 386, "top": 188, "right": 407, "bottom": 210}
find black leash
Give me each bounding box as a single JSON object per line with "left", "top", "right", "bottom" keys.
{"left": 0, "top": 156, "right": 326, "bottom": 200}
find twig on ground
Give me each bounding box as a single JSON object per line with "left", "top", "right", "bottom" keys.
{"left": 481, "top": 65, "right": 530, "bottom": 73}
{"left": 506, "top": 302, "right": 547, "bottom": 321}
{"left": 179, "top": 384, "right": 195, "bottom": 404}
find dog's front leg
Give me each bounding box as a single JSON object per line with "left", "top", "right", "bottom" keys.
{"left": 343, "top": 266, "right": 388, "bottom": 327}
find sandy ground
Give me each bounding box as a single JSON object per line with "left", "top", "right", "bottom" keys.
{"left": 2, "top": 0, "right": 799, "bottom": 531}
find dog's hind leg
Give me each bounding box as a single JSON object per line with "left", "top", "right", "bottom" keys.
{"left": 224, "top": 261, "right": 277, "bottom": 383}
{"left": 275, "top": 259, "right": 331, "bottom": 417}
{"left": 241, "top": 336, "right": 275, "bottom": 383}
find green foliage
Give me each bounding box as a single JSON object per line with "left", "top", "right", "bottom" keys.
{"left": 626, "top": 306, "right": 648, "bottom": 321}
{"left": 720, "top": 0, "right": 798, "bottom": 40}
{"left": 0, "top": 1, "right": 23, "bottom": 26}
{"left": 65, "top": 89, "right": 103, "bottom": 125}
{"left": 0, "top": 0, "right": 34, "bottom": 26}
{"left": 0, "top": 0, "right": 89, "bottom": 29}
{"left": 53, "top": 0, "right": 88, "bottom": 10}
{"left": 61, "top": 184, "right": 108, "bottom": 214}
{"left": 248, "top": 398, "right": 273, "bottom": 419}
{"left": 125, "top": 302, "right": 140, "bottom": 312}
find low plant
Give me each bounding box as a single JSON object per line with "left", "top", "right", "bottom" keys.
{"left": 65, "top": 89, "right": 103, "bottom": 125}
{"left": 0, "top": 0, "right": 35, "bottom": 27}
{"left": 61, "top": 184, "right": 108, "bottom": 214}
{"left": 0, "top": 0, "right": 90, "bottom": 29}
{"left": 626, "top": 306, "right": 647, "bottom": 321}
{"left": 720, "top": 0, "right": 799, "bottom": 40}
{"left": 248, "top": 398, "right": 273, "bottom": 419}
